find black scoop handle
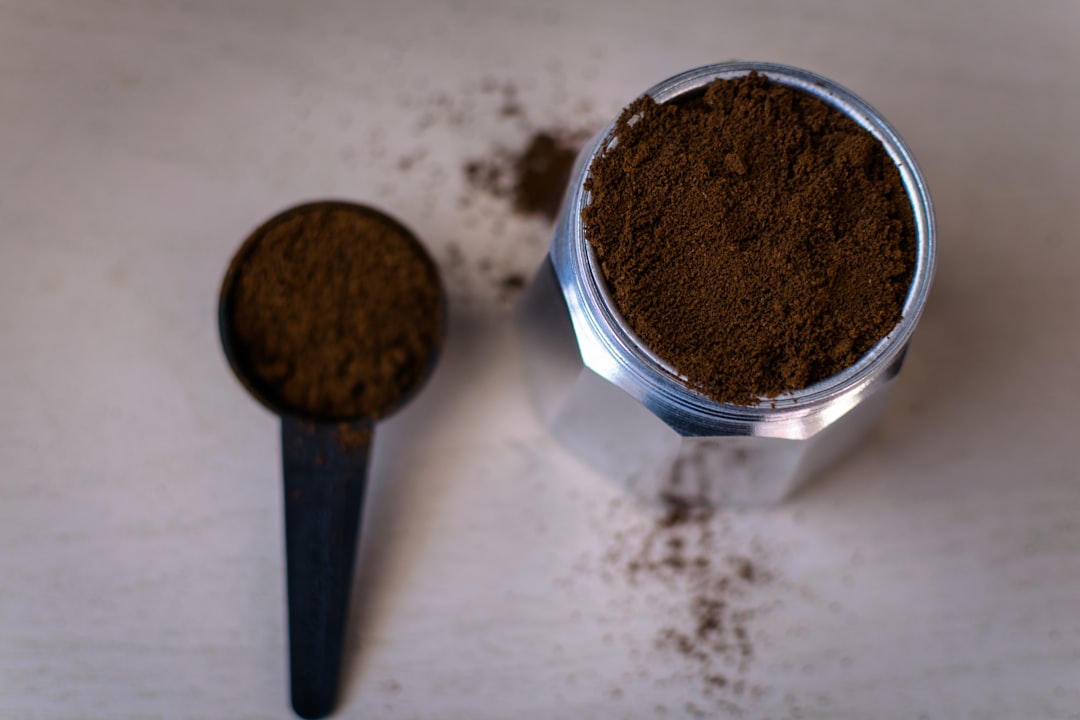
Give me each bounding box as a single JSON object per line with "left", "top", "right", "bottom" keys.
{"left": 281, "top": 416, "right": 372, "bottom": 719}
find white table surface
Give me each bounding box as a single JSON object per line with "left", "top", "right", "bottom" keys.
{"left": 2, "top": 1, "right": 1079, "bottom": 718}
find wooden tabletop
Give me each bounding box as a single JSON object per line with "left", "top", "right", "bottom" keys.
{"left": 2, "top": 1, "right": 1078, "bottom": 718}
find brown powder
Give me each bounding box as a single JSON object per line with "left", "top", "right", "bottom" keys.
{"left": 465, "top": 130, "right": 582, "bottom": 223}
{"left": 499, "top": 272, "right": 526, "bottom": 292}
{"left": 511, "top": 131, "right": 579, "bottom": 220}
{"left": 583, "top": 72, "right": 916, "bottom": 405}
{"left": 617, "top": 483, "right": 773, "bottom": 713}
{"left": 225, "top": 202, "right": 443, "bottom": 420}
{"left": 337, "top": 422, "right": 373, "bottom": 449}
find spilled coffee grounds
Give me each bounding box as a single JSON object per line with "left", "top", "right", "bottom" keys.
{"left": 225, "top": 202, "right": 443, "bottom": 420}
{"left": 510, "top": 132, "right": 579, "bottom": 220}
{"left": 602, "top": 483, "right": 775, "bottom": 713}
{"left": 465, "top": 131, "right": 580, "bottom": 222}
{"left": 583, "top": 72, "right": 916, "bottom": 405}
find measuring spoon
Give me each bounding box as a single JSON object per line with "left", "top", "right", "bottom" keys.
{"left": 218, "top": 201, "right": 445, "bottom": 718}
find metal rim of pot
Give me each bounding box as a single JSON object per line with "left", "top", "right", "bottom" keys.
{"left": 551, "top": 61, "right": 936, "bottom": 440}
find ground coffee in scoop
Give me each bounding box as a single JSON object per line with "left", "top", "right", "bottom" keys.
{"left": 226, "top": 202, "right": 443, "bottom": 420}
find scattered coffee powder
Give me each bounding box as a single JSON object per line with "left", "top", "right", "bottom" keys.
{"left": 225, "top": 202, "right": 443, "bottom": 420}
{"left": 595, "top": 484, "right": 773, "bottom": 713}
{"left": 511, "top": 131, "right": 579, "bottom": 220}
{"left": 465, "top": 130, "right": 582, "bottom": 222}
{"left": 584, "top": 72, "right": 916, "bottom": 404}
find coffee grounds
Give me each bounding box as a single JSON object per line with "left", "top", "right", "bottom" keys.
{"left": 512, "top": 132, "right": 579, "bottom": 220}
{"left": 499, "top": 272, "right": 526, "bottom": 292}
{"left": 226, "top": 202, "right": 443, "bottom": 420}
{"left": 583, "top": 72, "right": 916, "bottom": 404}
{"left": 589, "top": 450, "right": 777, "bottom": 713}
{"left": 624, "top": 486, "right": 771, "bottom": 713}
{"left": 465, "top": 131, "right": 581, "bottom": 222}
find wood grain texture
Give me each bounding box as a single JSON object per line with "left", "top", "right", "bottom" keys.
{"left": 2, "top": 1, "right": 1079, "bottom": 718}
